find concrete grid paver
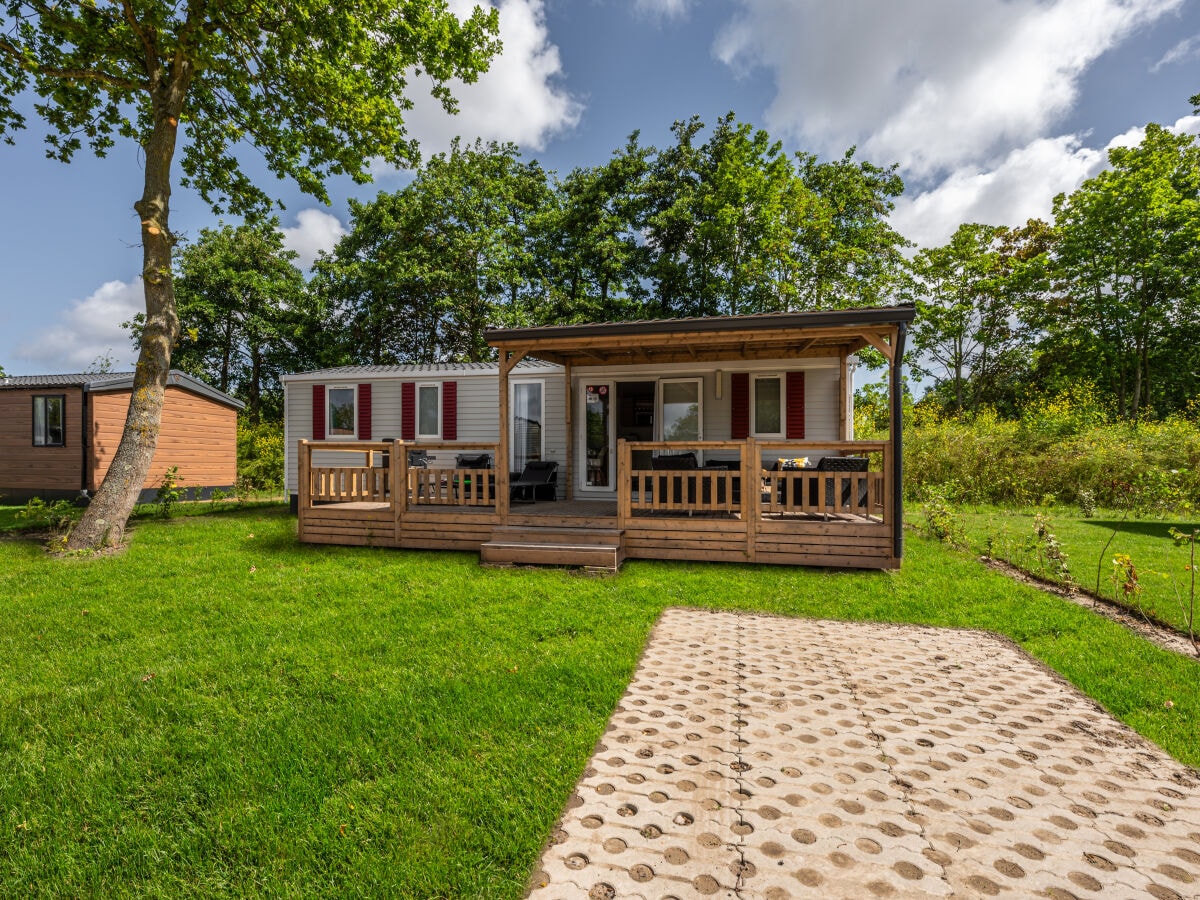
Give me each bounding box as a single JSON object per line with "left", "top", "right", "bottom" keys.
{"left": 527, "top": 608, "right": 1200, "bottom": 899}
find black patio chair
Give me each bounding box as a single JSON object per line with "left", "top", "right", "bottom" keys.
{"left": 510, "top": 460, "right": 558, "bottom": 503}
{"left": 650, "top": 452, "right": 698, "bottom": 505}
{"left": 816, "top": 455, "right": 869, "bottom": 510}
{"left": 453, "top": 453, "right": 495, "bottom": 501}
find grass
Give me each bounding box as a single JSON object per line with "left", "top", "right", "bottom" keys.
{"left": 1, "top": 504, "right": 1198, "bottom": 898}
{"left": 949, "top": 504, "right": 1200, "bottom": 637}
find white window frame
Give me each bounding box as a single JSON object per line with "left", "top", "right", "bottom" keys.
{"left": 657, "top": 377, "right": 703, "bottom": 443}
{"left": 510, "top": 379, "right": 546, "bottom": 466}
{"left": 326, "top": 384, "right": 357, "bottom": 439}
{"left": 416, "top": 381, "right": 442, "bottom": 440}
{"left": 751, "top": 373, "right": 785, "bottom": 439}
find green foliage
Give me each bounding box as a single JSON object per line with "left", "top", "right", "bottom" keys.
{"left": 919, "top": 485, "right": 966, "bottom": 547}
{"left": 237, "top": 418, "right": 284, "bottom": 493}
{"left": 0, "top": 2, "right": 500, "bottom": 217}
{"left": 1030, "top": 514, "right": 1073, "bottom": 585}
{"left": 16, "top": 497, "right": 77, "bottom": 533}
{"left": 154, "top": 467, "right": 184, "bottom": 518}
{"left": 904, "top": 402, "right": 1200, "bottom": 512}
{"left": 1078, "top": 490, "right": 1097, "bottom": 518}
{"left": 159, "top": 220, "right": 314, "bottom": 423}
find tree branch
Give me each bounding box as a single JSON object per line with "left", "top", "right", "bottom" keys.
{"left": 119, "top": 0, "right": 161, "bottom": 89}
{"left": 0, "top": 36, "right": 146, "bottom": 92}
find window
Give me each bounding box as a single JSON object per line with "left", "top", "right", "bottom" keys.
{"left": 660, "top": 378, "right": 702, "bottom": 442}
{"left": 33, "top": 395, "right": 65, "bottom": 447}
{"left": 327, "top": 386, "right": 356, "bottom": 437}
{"left": 417, "top": 383, "right": 441, "bottom": 438}
{"left": 511, "top": 380, "right": 544, "bottom": 470}
{"left": 752, "top": 375, "right": 783, "bottom": 437}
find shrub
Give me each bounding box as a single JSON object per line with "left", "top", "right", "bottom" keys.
{"left": 903, "top": 403, "right": 1200, "bottom": 515}
{"left": 237, "top": 418, "right": 284, "bottom": 493}
{"left": 155, "top": 466, "right": 184, "bottom": 518}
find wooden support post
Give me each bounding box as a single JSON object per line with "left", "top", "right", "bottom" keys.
{"left": 298, "top": 440, "right": 311, "bottom": 512}
{"left": 882, "top": 440, "right": 894, "bottom": 529}
{"left": 394, "top": 439, "right": 407, "bottom": 517}
{"left": 743, "top": 437, "right": 758, "bottom": 562}
{"left": 839, "top": 351, "right": 850, "bottom": 441}
{"left": 497, "top": 349, "right": 524, "bottom": 523}
{"left": 617, "top": 438, "right": 629, "bottom": 532}
{"left": 563, "top": 362, "right": 573, "bottom": 501}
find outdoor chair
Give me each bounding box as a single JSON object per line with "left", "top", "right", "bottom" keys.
{"left": 453, "top": 453, "right": 495, "bottom": 501}
{"left": 649, "top": 452, "right": 698, "bottom": 505}
{"left": 509, "top": 460, "right": 558, "bottom": 503}
{"left": 816, "top": 455, "right": 869, "bottom": 511}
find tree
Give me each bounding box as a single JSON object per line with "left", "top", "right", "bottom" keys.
{"left": 315, "top": 140, "right": 550, "bottom": 365}
{"left": 909, "top": 223, "right": 1009, "bottom": 413}
{"left": 170, "top": 222, "right": 311, "bottom": 423}
{"left": 0, "top": 1, "right": 499, "bottom": 549}
{"left": 792, "top": 148, "right": 910, "bottom": 310}
{"left": 1046, "top": 124, "right": 1200, "bottom": 419}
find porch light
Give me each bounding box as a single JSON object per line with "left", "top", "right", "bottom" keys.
{"left": 715, "top": 370, "right": 723, "bottom": 399}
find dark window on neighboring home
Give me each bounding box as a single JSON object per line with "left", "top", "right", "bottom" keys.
{"left": 33, "top": 394, "right": 66, "bottom": 446}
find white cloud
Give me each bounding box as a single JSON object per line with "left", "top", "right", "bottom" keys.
{"left": 890, "top": 114, "right": 1200, "bottom": 248}
{"left": 16, "top": 278, "right": 143, "bottom": 373}
{"left": 280, "top": 209, "right": 346, "bottom": 271}
{"left": 633, "top": 0, "right": 692, "bottom": 20}
{"left": 715, "top": 0, "right": 1181, "bottom": 178}
{"left": 1152, "top": 33, "right": 1200, "bottom": 71}
{"left": 400, "top": 0, "right": 582, "bottom": 158}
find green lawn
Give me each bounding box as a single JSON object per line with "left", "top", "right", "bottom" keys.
{"left": 1, "top": 505, "right": 1197, "bottom": 898}
{"left": 949, "top": 505, "right": 1200, "bottom": 635}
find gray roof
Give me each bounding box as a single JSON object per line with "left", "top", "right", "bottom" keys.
{"left": 282, "top": 359, "right": 562, "bottom": 381}
{"left": 487, "top": 304, "right": 917, "bottom": 343}
{"left": 0, "top": 370, "right": 245, "bottom": 410}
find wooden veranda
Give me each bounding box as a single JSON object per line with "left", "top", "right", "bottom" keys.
{"left": 296, "top": 307, "right": 914, "bottom": 570}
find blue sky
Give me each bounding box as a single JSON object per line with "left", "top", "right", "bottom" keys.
{"left": 1, "top": 0, "right": 1198, "bottom": 376}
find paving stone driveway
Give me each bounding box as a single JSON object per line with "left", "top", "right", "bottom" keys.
{"left": 528, "top": 608, "right": 1200, "bottom": 899}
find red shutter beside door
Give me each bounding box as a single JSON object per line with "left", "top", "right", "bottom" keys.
{"left": 312, "top": 385, "right": 326, "bottom": 440}
{"left": 730, "top": 373, "right": 750, "bottom": 439}
{"left": 357, "top": 383, "right": 372, "bottom": 440}
{"left": 400, "top": 382, "right": 415, "bottom": 441}
{"left": 442, "top": 381, "right": 457, "bottom": 440}
{"left": 786, "top": 371, "right": 806, "bottom": 440}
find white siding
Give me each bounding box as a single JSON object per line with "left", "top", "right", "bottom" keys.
{"left": 285, "top": 369, "right": 569, "bottom": 493}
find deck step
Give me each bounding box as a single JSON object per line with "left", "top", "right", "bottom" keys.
{"left": 490, "top": 525, "right": 623, "bottom": 546}
{"left": 480, "top": 541, "right": 623, "bottom": 570}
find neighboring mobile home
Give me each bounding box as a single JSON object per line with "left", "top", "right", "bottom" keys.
{"left": 0, "top": 370, "right": 243, "bottom": 504}
{"left": 286, "top": 305, "right": 915, "bottom": 570}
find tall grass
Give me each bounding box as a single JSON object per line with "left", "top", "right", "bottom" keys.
{"left": 893, "top": 394, "right": 1200, "bottom": 513}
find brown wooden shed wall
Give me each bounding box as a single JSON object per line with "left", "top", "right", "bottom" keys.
{"left": 0, "top": 387, "right": 85, "bottom": 492}
{"left": 89, "top": 386, "right": 238, "bottom": 491}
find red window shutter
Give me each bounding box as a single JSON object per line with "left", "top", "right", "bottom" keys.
{"left": 357, "top": 383, "right": 372, "bottom": 440}
{"left": 401, "top": 382, "right": 415, "bottom": 441}
{"left": 786, "top": 371, "right": 806, "bottom": 440}
{"left": 730, "top": 373, "right": 750, "bottom": 439}
{"left": 442, "top": 381, "right": 457, "bottom": 440}
{"left": 312, "top": 385, "right": 326, "bottom": 440}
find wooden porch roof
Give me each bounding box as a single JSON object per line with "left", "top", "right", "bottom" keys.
{"left": 486, "top": 305, "right": 916, "bottom": 365}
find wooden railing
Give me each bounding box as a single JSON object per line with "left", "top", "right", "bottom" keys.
{"left": 617, "top": 439, "right": 890, "bottom": 526}
{"left": 399, "top": 442, "right": 500, "bottom": 510}
{"left": 298, "top": 440, "right": 502, "bottom": 511}
{"left": 299, "top": 441, "right": 392, "bottom": 504}
{"left": 756, "top": 440, "right": 889, "bottom": 519}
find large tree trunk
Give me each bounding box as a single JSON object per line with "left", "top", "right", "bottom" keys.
{"left": 66, "top": 98, "right": 183, "bottom": 551}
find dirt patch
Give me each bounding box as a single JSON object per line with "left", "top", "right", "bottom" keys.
{"left": 983, "top": 556, "right": 1199, "bottom": 658}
